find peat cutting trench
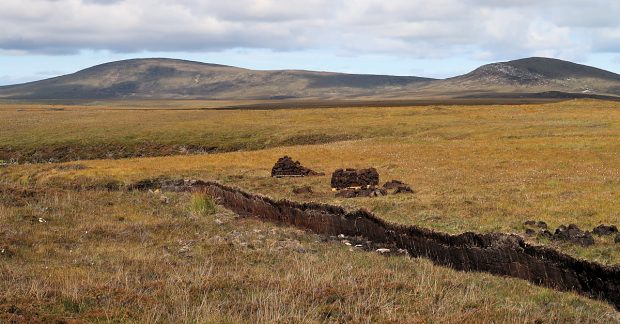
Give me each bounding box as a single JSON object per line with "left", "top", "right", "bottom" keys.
{"left": 147, "top": 179, "right": 620, "bottom": 310}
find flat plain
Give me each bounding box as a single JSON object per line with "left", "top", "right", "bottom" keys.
{"left": 1, "top": 99, "right": 619, "bottom": 322}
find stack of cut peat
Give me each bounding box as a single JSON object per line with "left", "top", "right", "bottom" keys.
{"left": 331, "top": 168, "right": 384, "bottom": 198}
{"left": 330, "top": 168, "right": 379, "bottom": 189}
{"left": 331, "top": 168, "right": 415, "bottom": 198}
{"left": 271, "top": 156, "right": 324, "bottom": 177}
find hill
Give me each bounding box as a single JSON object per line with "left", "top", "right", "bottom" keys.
{"left": 0, "top": 58, "right": 433, "bottom": 100}
{"left": 1, "top": 57, "right": 620, "bottom": 99}
{"left": 421, "top": 57, "right": 620, "bottom": 97}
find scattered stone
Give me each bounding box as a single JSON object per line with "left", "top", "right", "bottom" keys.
{"left": 553, "top": 224, "right": 595, "bottom": 247}
{"left": 271, "top": 156, "right": 324, "bottom": 177}
{"left": 331, "top": 168, "right": 379, "bottom": 189}
{"left": 38, "top": 217, "right": 46, "bottom": 223}
{"left": 337, "top": 234, "right": 346, "bottom": 239}
{"left": 382, "top": 180, "right": 414, "bottom": 194}
{"left": 376, "top": 248, "right": 391, "bottom": 254}
{"left": 293, "top": 186, "right": 313, "bottom": 195}
{"left": 214, "top": 218, "right": 224, "bottom": 225}
{"left": 592, "top": 224, "right": 618, "bottom": 236}
{"left": 159, "top": 196, "right": 170, "bottom": 204}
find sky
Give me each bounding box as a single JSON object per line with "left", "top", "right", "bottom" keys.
{"left": 2, "top": 0, "right": 620, "bottom": 86}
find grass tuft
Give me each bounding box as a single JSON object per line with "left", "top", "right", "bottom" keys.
{"left": 189, "top": 193, "right": 217, "bottom": 217}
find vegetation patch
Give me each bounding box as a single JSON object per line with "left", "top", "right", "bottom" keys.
{"left": 189, "top": 193, "right": 217, "bottom": 217}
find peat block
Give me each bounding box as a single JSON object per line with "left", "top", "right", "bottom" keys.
{"left": 292, "top": 186, "right": 313, "bottom": 195}
{"left": 331, "top": 168, "right": 379, "bottom": 189}
{"left": 592, "top": 224, "right": 618, "bottom": 236}
{"left": 553, "top": 224, "right": 595, "bottom": 247}
{"left": 271, "top": 156, "right": 323, "bottom": 177}
{"left": 382, "top": 180, "right": 414, "bottom": 194}
{"left": 335, "top": 186, "right": 387, "bottom": 198}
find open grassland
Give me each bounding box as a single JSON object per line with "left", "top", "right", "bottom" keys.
{"left": 1, "top": 99, "right": 620, "bottom": 320}
{"left": 1, "top": 187, "right": 618, "bottom": 322}
{"left": 2, "top": 99, "right": 619, "bottom": 263}
{"left": 0, "top": 98, "right": 609, "bottom": 162}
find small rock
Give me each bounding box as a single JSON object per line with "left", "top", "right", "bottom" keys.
{"left": 337, "top": 234, "right": 346, "bottom": 239}
{"left": 159, "top": 196, "right": 170, "bottom": 204}
{"left": 38, "top": 217, "right": 46, "bottom": 223}
{"left": 214, "top": 219, "right": 224, "bottom": 225}
{"left": 342, "top": 240, "right": 352, "bottom": 246}
{"left": 524, "top": 228, "right": 536, "bottom": 236}
{"left": 376, "top": 248, "right": 391, "bottom": 254}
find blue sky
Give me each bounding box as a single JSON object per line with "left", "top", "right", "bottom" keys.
{"left": 2, "top": 0, "right": 620, "bottom": 86}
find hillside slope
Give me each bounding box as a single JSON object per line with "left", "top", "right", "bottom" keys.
{"left": 0, "top": 58, "right": 433, "bottom": 100}
{"left": 421, "top": 57, "right": 620, "bottom": 97}
{"left": 1, "top": 57, "right": 620, "bottom": 99}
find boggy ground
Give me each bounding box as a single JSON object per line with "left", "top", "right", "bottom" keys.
{"left": 1, "top": 99, "right": 619, "bottom": 163}
{"left": 1, "top": 185, "right": 619, "bottom": 322}
{"left": 3, "top": 134, "right": 618, "bottom": 264}
{"left": 1, "top": 99, "right": 620, "bottom": 320}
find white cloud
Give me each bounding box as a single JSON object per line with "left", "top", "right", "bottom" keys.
{"left": 0, "top": 0, "right": 618, "bottom": 60}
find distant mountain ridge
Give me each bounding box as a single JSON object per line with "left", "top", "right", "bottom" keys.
{"left": 1, "top": 57, "right": 619, "bottom": 100}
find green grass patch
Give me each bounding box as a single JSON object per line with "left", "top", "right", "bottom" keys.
{"left": 189, "top": 193, "right": 217, "bottom": 217}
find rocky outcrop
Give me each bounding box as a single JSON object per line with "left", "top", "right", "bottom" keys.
{"left": 186, "top": 181, "right": 620, "bottom": 310}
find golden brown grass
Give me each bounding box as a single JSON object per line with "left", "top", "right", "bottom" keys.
{"left": 1, "top": 99, "right": 620, "bottom": 321}
{"left": 1, "top": 187, "right": 618, "bottom": 322}
{"left": 3, "top": 98, "right": 618, "bottom": 161}
{"left": 3, "top": 99, "right": 618, "bottom": 263}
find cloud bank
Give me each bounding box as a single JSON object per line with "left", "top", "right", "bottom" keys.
{"left": 0, "top": 0, "right": 619, "bottom": 60}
